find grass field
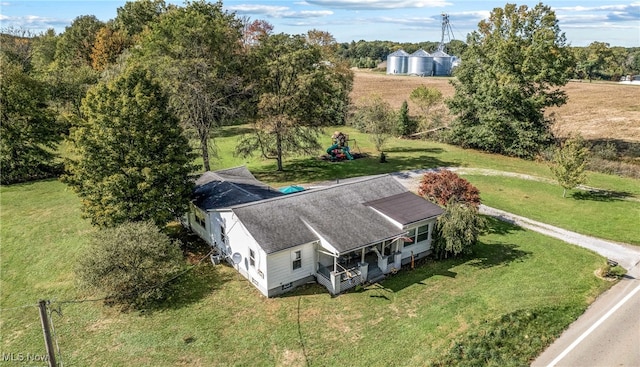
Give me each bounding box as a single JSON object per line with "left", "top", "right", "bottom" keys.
{"left": 2, "top": 72, "right": 638, "bottom": 366}
{"left": 1, "top": 180, "right": 612, "bottom": 366}
{"left": 462, "top": 175, "right": 640, "bottom": 245}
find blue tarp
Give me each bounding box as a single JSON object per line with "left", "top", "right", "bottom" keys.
{"left": 279, "top": 185, "right": 305, "bottom": 194}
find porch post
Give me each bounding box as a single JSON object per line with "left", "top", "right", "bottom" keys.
{"left": 333, "top": 255, "right": 337, "bottom": 273}
{"left": 361, "top": 248, "right": 365, "bottom": 263}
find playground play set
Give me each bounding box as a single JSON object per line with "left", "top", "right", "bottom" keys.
{"left": 323, "top": 131, "right": 366, "bottom": 161}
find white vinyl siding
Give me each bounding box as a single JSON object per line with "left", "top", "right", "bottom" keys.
{"left": 220, "top": 212, "right": 268, "bottom": 296}
{"left": 267, "top": 243, "right": 315, "bottom": 290}
{"left": 401, "top": 219, "right": 436, "bottom": 259}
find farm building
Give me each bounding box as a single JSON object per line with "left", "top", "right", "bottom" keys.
{"left": 183, "top": 166, "right": 443, "bottom": 297}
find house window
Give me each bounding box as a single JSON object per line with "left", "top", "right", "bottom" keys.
{"left": 249, "top": 249, "right": 255, "bottom": 267}
{"left": 417, "top": 224, "right": 429, "bottom": 243}
{"left": 220, "top": 225, "right": 226, "bottom": 243}
{"left": 194, "top": 209, "right": 206, "bottom": 228}
{"left": 292, "top": 250, "right": 302, "bottom": 270}
{"left": 404, "top": 228, "right": 417, "bottom": 246}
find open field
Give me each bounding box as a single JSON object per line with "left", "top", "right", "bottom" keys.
{"left": 350, "top": 69, "right": 640, "bottom": 143}
{"left": 2, "top": 71, "right": 638, "bottom": 366}
{"left": 1, "top": 180, "right": 611, "bottom": 366}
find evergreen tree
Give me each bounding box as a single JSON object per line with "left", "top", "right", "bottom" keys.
{"left": 63, "top": 67, "right": 195, "bottom": 227}
{"left": 397, "top": 100, "right": 416, "bottom": 136}
{"left": 446, "top": 3, "right": 574, "bottom": 158}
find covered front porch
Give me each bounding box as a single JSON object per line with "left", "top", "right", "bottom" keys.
{"left": 315, "top": 239, "right": 406, "bottom": 295}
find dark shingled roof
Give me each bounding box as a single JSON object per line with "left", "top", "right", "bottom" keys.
{"left": 193, "top": 166, "right": 284, "bottom": 210}
{"left": 231, "top": 175, "right": 441, "bottom": 254}
{"left": 364, "top": 192, "right": 443, "bottom": 225}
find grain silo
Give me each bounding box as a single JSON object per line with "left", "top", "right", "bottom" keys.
{"left": 408, "top": 49, "right": 434, "bottom": 76}
{"left": 432, "top": 50, "right": 452, "bottom": 76}
{"left": 386, "top": 50, "right": 409, "bottom": 74}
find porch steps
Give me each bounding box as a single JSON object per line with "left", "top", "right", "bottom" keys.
{"left": 367, "top": 264, "right": 385, "bottom": 284}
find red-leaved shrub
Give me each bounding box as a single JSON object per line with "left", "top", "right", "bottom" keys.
{"left": 418, "top": 170, "right": 481, "bottom": 208}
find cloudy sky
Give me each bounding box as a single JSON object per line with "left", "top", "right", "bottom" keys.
{"left": 1, "top": 0, "right": 639, "bottom": 47}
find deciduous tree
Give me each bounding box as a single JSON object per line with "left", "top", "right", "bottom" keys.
{"left": 90, "top": 26, "right": 130, "bottom": 71}
{"left": 550, "top": 134, "right": 589, "bottom": 198}
{"left": 63, "top": 67, "right": 194, "bottom": 227}
{"left": 54, "top": 15, "right": 104, "bottom": 68}
{"left": 446, "top": 3, "right": 574, "bottom": 159}
{"left": 76, "top": 221, "right": 184, "bottom": 308}
{"left": 0, "top": 57, "right": 63, "bottom": 184}
{"left": 349, "top": 94, "right": 396, "bottom": 153}
{"left": 113, "top": 0, "right": 167, "bottom": 38}
{"left": 418, "top": 170, "right": 481, "bottom": 208}
{"left": 135, "top": 0, "right": 245, "bottom": 172}
{"left": 236, "top": 33, "right": 352, "bottom": 171}
{"left": 410, "top": 85, "right": 442, "bottom": 116}
{"left": 432, "top": 201, "right": 485, "bottom": 259}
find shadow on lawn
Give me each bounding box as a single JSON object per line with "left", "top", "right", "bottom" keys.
{"left": 217, "top": 125, "right": 255, "bottom": 138}
{"left": 253, "top": 154, "right": 458, "bottom": 186}
{"left": 571, "top": 189, "right": 634, "bottom": 202}
{"left": 466, "top": 242, "right": 532, "bottom": 269}
{"left": 385, "top": 146, "right": 446, "bottom": 154}
{"left": 138, "top": 229, "right": 232, "bottom": 313}
{"left": 484, "top": 216, "right": 525, "bottom": 236}
{"left": 354, "top": 219, "right": 531, "bottom": 295}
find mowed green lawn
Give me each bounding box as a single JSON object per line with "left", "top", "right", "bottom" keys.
{"left": 463, "top": 175, "right": 640, "bottom": 245}
{"left": 214, "top": 124, "right": 639, "bottom": 245}
{"left": 1, "top": 179, "right": 612, "bottom": 366}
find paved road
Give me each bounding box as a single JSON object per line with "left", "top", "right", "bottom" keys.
{"left": 391, "top": 170, "right": 640, "bottom": 367}
{"left": 475, "top": 207, "right": 640, "bottom": 367}
{"left": 531, "top": 269, "right": 640, "bottom": 367}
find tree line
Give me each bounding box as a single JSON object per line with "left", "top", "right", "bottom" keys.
{"left": 1, "top": 0, "right": 352, "bottom": 223}
{"left": 1, "top": 1, "right": 615, "bottom": 225}
{"left": 338, "top": 39, "right": 639, "bottom": 80}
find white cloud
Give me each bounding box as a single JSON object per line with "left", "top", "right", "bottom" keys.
{"left": 227, "top": 4, "right": 289, "bottom": 15}
{"left": 305, "top": 0, "right": 451, "bottom": 10}
{"left": 228, "top": 4, "right": 333, "bottom": 18}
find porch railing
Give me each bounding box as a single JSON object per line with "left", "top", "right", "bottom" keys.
{"left": 316, "top": 263, "right": 364, "bottom": 294}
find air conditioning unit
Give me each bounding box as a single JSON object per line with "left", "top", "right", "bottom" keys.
{"left": 210, "top": 254, "right": 222, "bottom": 265}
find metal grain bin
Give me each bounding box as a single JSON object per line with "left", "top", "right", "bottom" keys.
{"left": 408, "top": 49, "right": 434, "bottom": 76}
{"left": 432, "top": 50, "right": 452, "bottom": 76}
{"left": 386, "top": 50, "right": 409, "bottom": 74}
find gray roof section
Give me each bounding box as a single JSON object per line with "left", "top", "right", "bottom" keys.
{"left": 193, "top": 166, "right": 284, "bottom": 211}
{"left": 388, "top": 49, "right": 409, "bottom": 57}
{"left": 364, "top": 192, "right": 443, "bottom": 225}
{"left": 431, "top": 50, "right": 450, "bottom": 57}
{"left": 232, "top": 175, "right": 439, "bottom": 254}
{"left": 410, "top": 49, "right": 431, "bottom": 57}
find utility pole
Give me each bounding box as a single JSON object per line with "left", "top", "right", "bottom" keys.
{"left": 38, "top": 300, "right": 58, "bottom": 367}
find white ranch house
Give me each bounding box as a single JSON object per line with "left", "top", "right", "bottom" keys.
{"left": 183, "top": 166, "right": 443, "bottom": 297}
